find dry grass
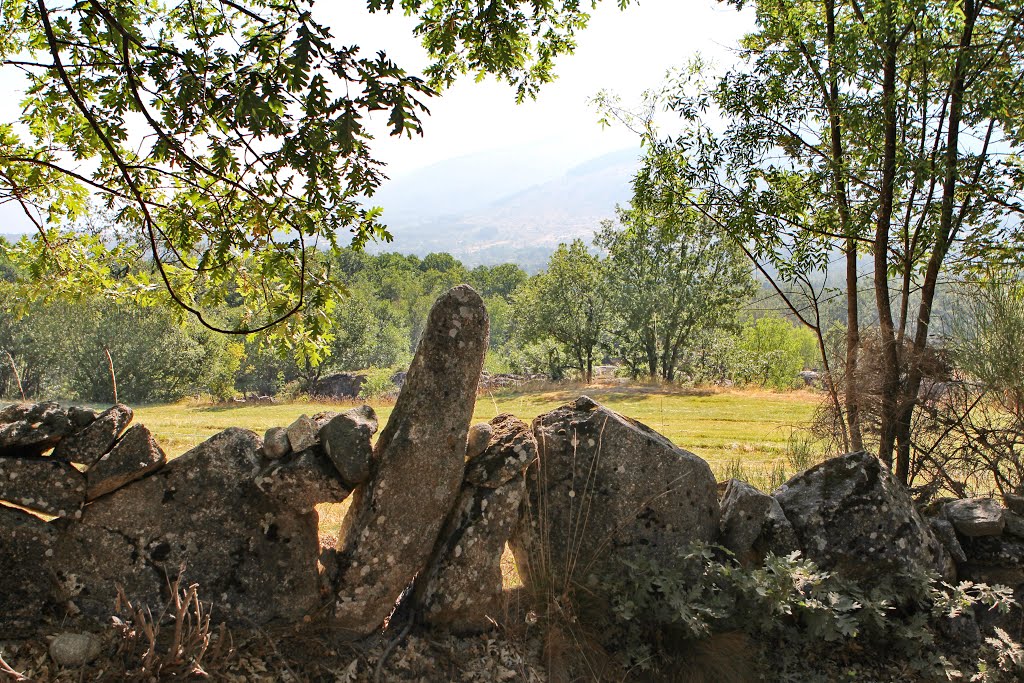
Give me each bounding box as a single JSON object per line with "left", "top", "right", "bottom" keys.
{"left": 135, "top": 382, "right": 819, "bottom": 472}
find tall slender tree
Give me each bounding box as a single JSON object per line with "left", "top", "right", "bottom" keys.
{"left": 616, "top": 0, "right": 1024, "bottom": 482}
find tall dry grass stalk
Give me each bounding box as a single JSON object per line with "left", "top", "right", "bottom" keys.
{"left": 112, "top": 569, "right": 232, "bottom": 679}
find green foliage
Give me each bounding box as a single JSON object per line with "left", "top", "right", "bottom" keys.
{"left": 951, "top": 273, "right": 1024, "bottom": 411}
{"left": 358, "top": 366, "right": 397, "bottom": 400}
{"left": 732, "top": 315, "right": 818, "bottom": 390}
{"left": 599, "top": 543, "right": 1019, "bottom": 681}
{"left": 1, "top": 0, "right": 625, "bottom": 354}
{"left": 326, "top": 286, "right": 411, "bottom": 372}
{"left": 597, "top": 207, "right": 755, "bottom": 381}
{"left": 0, "top": 294, "right": 235, "bottom": 403}
{"left": 605, "top": 0, "right": 1024, "bottom": 475}
{"left": 513, "top": 240, "right": 609, "bottom": 382}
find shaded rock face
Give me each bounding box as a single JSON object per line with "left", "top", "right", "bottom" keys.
{"left": 86, "top": 424, "right": 166, "bottom": 501}
{"left": 510, "top": 396, "right": 720, "bottom": 592}
{"left": 0, "top": 456, "right": 85, "bottom": 517}
{"left": 0, "top": 402, "right": 90, "bottom": 456}
{"left": 719, "top": 478, "right": 799, "bottom": 565}
{"left": 958, "top": 535, "right": 1024, "bottom": 586}
{"left": 53, "top": 404, "right": 133, "bottom": 466}
{"left": 54, "top": 428, "right": 352, "bottom": 624}
{"left": 930, "top": 518, "right": 968, "bottom": 564}
{"left": 333, "top": 285, "right": 489, "bottom": 637}
{"left": 319, "top": 406, "right": 378, "bottom": 487}
{"left": 415, "top": 414, "right": 535, "bottom": 633}
{"left": 0, "top": 504, "right": 61, "bottom": 636}
{"left": 774, "top": 451, "right": 949, "bottom": 581}
{"left": 313, "top": 372, "right": 367, "bottom": 399}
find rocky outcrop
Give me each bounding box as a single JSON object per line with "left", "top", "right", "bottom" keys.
{"left": 0, "top": 402, "right": 95, "bottom": 456}
{"left": 774, "top": 451, "right": 950, "bottom": 581}
{"left": 510, "top": 396, "right": 719, "bottom": 592}
{"left": 719, "top": 478, "right": 799, "bottom": 565}
{"left": 414, "top": 414, "right": 534, "bottom": 632}
{"left": 14, "top": 287, "right": 1024, "bottom": 648}
{"left": 0, "top": 456, "right": 85, "bottom": 517}
{"left": 54, "top": 427, "right": 353, "bottom": 624}
{"left": 332, "top": 285, "right": 489, "bottom": 637}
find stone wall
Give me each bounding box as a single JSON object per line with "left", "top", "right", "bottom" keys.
{"left": 3, "top": 284, "right": 1024, "bottom": 644}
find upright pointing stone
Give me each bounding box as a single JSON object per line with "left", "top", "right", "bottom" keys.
{"left": 333, "top": 285, "right": 488, "bottom": 637}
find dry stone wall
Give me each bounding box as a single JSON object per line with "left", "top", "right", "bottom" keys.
{"left": 3, "top": 285, "right": 1024, "bottom": 646}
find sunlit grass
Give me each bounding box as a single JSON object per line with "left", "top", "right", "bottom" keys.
{"left": 134, "top": 382, "right": 820, "bottom": 475}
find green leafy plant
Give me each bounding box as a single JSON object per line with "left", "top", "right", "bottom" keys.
{"left": 358, "top": 366, "right": 397, "bottom": 400}
{"left": 593, "top": 543, "right": 1019, "bottom": 681}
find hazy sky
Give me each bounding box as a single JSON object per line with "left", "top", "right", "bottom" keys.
{"left": 0, "top": 0, "right": 754, "bottom": 232}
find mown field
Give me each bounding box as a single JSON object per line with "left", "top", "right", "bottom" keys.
{"left": 135, "top": 382, "right": 822, "bottom": 486}
{"left": 134, "top": 382, "right": 821, "bottom": 557}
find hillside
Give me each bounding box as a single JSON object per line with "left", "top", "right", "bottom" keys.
{"left": 369, "top": 148, "right": 640, "bottom": 269}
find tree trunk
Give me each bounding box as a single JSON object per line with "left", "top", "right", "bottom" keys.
{"left": 894, "top": 0, "right": 977, "bottom": 485}
{"left": 826, "top": 0, "right": 862, "bottom": 452}
{"left": 873, "top": 12, "right": 901, "bottom": 469}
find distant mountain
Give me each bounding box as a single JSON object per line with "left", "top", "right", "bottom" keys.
{"left": 370, "top": 147, "right": 641, "bottom": 269}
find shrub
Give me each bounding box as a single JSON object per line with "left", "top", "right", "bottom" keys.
{"left": 358, "top": 366, "right": 398, "bottom": 400}
{"left": 545, "top": 541, "right": 1020, "bottom": 681}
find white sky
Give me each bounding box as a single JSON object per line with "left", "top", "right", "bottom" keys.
{"left": 0, "top": 0, "right": 754, "bottom": 232}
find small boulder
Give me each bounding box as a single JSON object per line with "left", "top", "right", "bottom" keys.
{"left": 0, "top": 456, "right": 85, "bottom": 517}
{"left": 0, "top": 402, "right": 76, "bottom": 456}
{"left": 719, "top": 479, "right": 799, "bottom": 565}
{"left": 286, "top": 414, "right": 318, "bottom": 453}
{"left": 944, "top": 498, "right": 1005, "bottom": 538}
{"left": 774, "top": 451, "right": 949, "bottom": 581}
{"left": 333, "top": 285, "right": 489, "bottom": 637}
{"left": 86, "top": 424, "right": 166, "bottom": 501}
{"left": 0, "top": 504, "right": 61, "bottom": 636}
{"left": 318, "top": 405, "right": 378, "bottom": 486}
{"left": 1003, "top": 492, "right": 1024, "bottom": 517}
{"left": 510, "top": 396, "right": 719, "bottom": 593}
{"left": 465, "top": 423, "right": 493, "bottom": 460}
{"left": 49, "top": 632, "right": 102, "bottom": 667}
{"left": 53, "top": 404, "right": 133, "bottom": 466}
{"left": 415, "top": 414, "right": 534, "bottom": 632}
{"left": 262, "top": 427, "right": 291, "bottom": 459}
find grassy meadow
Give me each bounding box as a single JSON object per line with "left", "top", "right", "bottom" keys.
{"left": 135, "top": 381, "right": 821, "bottom": 487}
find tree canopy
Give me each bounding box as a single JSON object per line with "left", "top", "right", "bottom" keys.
{"left": 0, "top": 0, "right": 617, "bottom": 354}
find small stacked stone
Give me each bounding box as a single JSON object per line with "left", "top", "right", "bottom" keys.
{"left": 0, "top": 402, "right": 168, "bottom": 516}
